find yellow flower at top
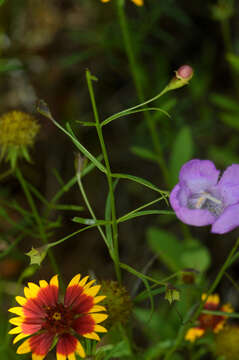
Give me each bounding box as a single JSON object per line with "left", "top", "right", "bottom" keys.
{"left": 101, "top": 0, "right": 144, "bottom": 6}
{"left": 0, "top": 110, "right": 40, "bottom": 169}
{"left": 185, "top": 293, "right": 234, "bottom": 342}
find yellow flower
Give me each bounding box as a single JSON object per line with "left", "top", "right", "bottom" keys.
{"left": 0, "top": 111, "right": 40, "bottom": 168}
{"left": 101, "top": 0, "right": 144, "bottom": 6}
{"left": 185, "top": 293, "right": 234, "bottom": 342}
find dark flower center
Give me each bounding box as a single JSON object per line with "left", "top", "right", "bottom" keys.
{"left": 187, "top": 191, "right": 224, "bottom": 216}
{"left": 43, "top": 303, "right": 75, "bottom": 335}
{"left": 198, "top": 302, "right": 223, "bottom": 330}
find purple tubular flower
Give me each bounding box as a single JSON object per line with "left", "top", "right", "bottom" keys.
{"left": 169, "top": 159, "right": 239, "bottom": 234}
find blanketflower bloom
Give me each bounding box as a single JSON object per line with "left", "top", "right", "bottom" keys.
{"left": 101, "top": 0, "right": 144, "bottom": 6}
{"left": 8, "top": 274, "right": 108, "bottom": 360}
{"left": 170, "top": 159, "right": 239, "bottom": 234}
{"left": 185, "top": 293, "right": 233, "bottom": 342}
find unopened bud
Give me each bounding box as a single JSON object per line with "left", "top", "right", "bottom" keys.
{"left": 181, "top": 268, "right": 199, "bottom": 284}
{"left": 165, "top": 283, "right": 180, "bottom": 304}
{"left": 167, "top": 65, "right": 194, "bottom": 91}
{"left": 176, "top": 65, "right": 194, "bottom": 81}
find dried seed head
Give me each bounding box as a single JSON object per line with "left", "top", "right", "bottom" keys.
{"left": 0, "top": 111, "right": 40, "bottom": 168}
{"left": 100, "top": 280, "right": 133, "bottom": 327}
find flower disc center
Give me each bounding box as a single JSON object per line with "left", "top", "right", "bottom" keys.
{"left": 187, "top": 191, "right": 224, "bottom": 216}
{"left": 43, "top": 303, "right": 75, "bottom": 335}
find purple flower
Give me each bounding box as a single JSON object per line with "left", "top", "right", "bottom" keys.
{"left": 170, "top": 159, "right": 239, "bottom": 234}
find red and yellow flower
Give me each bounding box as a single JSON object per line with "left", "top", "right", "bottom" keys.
{"left": 101, "top": 0, "right": 144, "bottom": 7}
{"left": 8, "top": 274, "right": 108, "bottom": 359}
{"left": 185, "top": 293, "right": 233, "bottom": 342}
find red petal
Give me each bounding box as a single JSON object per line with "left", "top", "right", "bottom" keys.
{"left": 36, "top": 285, "right": 58, "bottom": 307}
{"left": 74, "top": 294, "right": 94, "bottom": 314}
{"left": 73, "top": 314, "right": 95, "bottom": 335}
{"left": 64, "top": 285, "right": 84, "bottom": 308}
{"left": 29, "top": 332, "right": 54, "bottom": 356}
{"left": 57, "top": 334, "right": 78, "bottom": 356}
{"left": 23, "top": 298, "right": 46, "bottom": 318}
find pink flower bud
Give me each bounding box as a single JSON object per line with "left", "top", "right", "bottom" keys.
{"left": 165, "top": 65, "right": 194, "bottom": 91}
{"left": 175, "top": 65, "right": 194, "bottom": 81}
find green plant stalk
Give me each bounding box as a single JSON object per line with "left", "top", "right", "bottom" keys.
{"left": 164, "top": 237, "right": 239, "bottom": 360}
{"left": 15, "top": 168, "right": 59, "bottom": 274}
{"left": 116, "top": 0, "right": 169, "bottom": 184}
{"left": 76, "top": 170, "right": 112, "bottom": 253}
{"left": 86, "top": 70, "right": 121, "bottom": 284}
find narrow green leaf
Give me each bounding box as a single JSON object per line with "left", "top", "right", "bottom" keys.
{"left": 66, "top": 122, "right": 106, "bottom": 173}
{"left": 112, "top": 173, "right": 169, "bottom": 196}
{"left": 131, "top": 146, "right": 158, "bottom": 163}
{"left": 72, "top": 217, "right": 111, "bottom": 226}
{"left": 210, "top": 93, "right": 239, "bottom": 113}
{"left": 101, "top": 107, "right": 170, "bottom": 127}
{"left": 220, "top": 112, "right": 239, "bottom": 130}
{"left": 118, "top": 210, "right": 174, "bottom": 223}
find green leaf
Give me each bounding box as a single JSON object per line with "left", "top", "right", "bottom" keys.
{"left": 72, "top": 217, "right": 111, "bottom": 226}
{"left": 131, "top": 146, "right": 158, "bottom": 163}
{"left": 0, "top": 0, "right": 5, "bottom": 6}
{"left": 210, "top": 93, "right": 239, "bottom": 113}
{"left": 169, "top": 126, "right": 193, "bottom": 187}
{"left": 101, "top": 107, "right": 170, "bottom": 127}
{"left": 220, "top": 112, "right": 239, "bottom": 130}
{"left": 118, "top": 210, "right": 174, "bottom": 223}
{"left": 227, "top": 53, "right": 239, "bottom": 73}
{"left": 102, "top": 340, "right": 131, "bottom": 360}
{"left": 181, "top": 238, "right": 211, "bottom": 272}
{"left": 112, "top": 172, "right": 169, "bottom": 196}
{"left": 66, "top": 122, "right": 106, "bottom": 173}
{"left": 209, "top": 146, "right": 239, "bottom": 166}
{"left": 147, "top": 228, "right": 184, "bottom": 271}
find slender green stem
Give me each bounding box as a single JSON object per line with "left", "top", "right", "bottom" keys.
{"left": 164, "top": 237, "right": 239, "bottom": 360}
{"left": 225, "top": 272, "right": 239, "bottom": 293}
{"left": 47, "top": 225, "right": 102, "bottom": 249}
{"left": 118, "top": 195, "right": 165, "bottom": 223}
{"left": 15, "top": 167, "right": 59, "bottom": 273}
{"left": 116, "top": 0, "right": 169, "bottom": 184}
{"left": 86, "top": 70, "right": 121, "bottom": 283}
{"left": 76, "top": 167, "right": 112, "bottom": 253}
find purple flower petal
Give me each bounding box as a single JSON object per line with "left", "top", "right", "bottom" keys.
{"left": 219, "top": 164, "right": 239, "bottom": 186}
{"left": 211, "top": 204, "right": 239, "bottom": 234}
{"left": 170, "top": 184, "right": 215, "bottom": 226}
{"left": 217, "top": 165, "right": 239, "bottom": 206}
{"left": 179, "top": 159, "right": 220, "bottom": 193}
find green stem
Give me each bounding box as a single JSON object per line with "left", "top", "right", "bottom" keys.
{"left": 76, "top": 166, "right": 112, "bottom": 253}
{"left": 116, "top": 0, "right": 169, "bottom": 184}
{"left": 86, "top": 70, "right": 121, "bottom": 284}
{"left": 15, "top": 167, "right": 59, "bottom": 273}
{"left": 164, "top": 237, "right": 239, "bottom": 360}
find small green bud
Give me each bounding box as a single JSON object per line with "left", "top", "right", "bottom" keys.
{"left": 165, "top": 283, "right": 180, "bottom": 304}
